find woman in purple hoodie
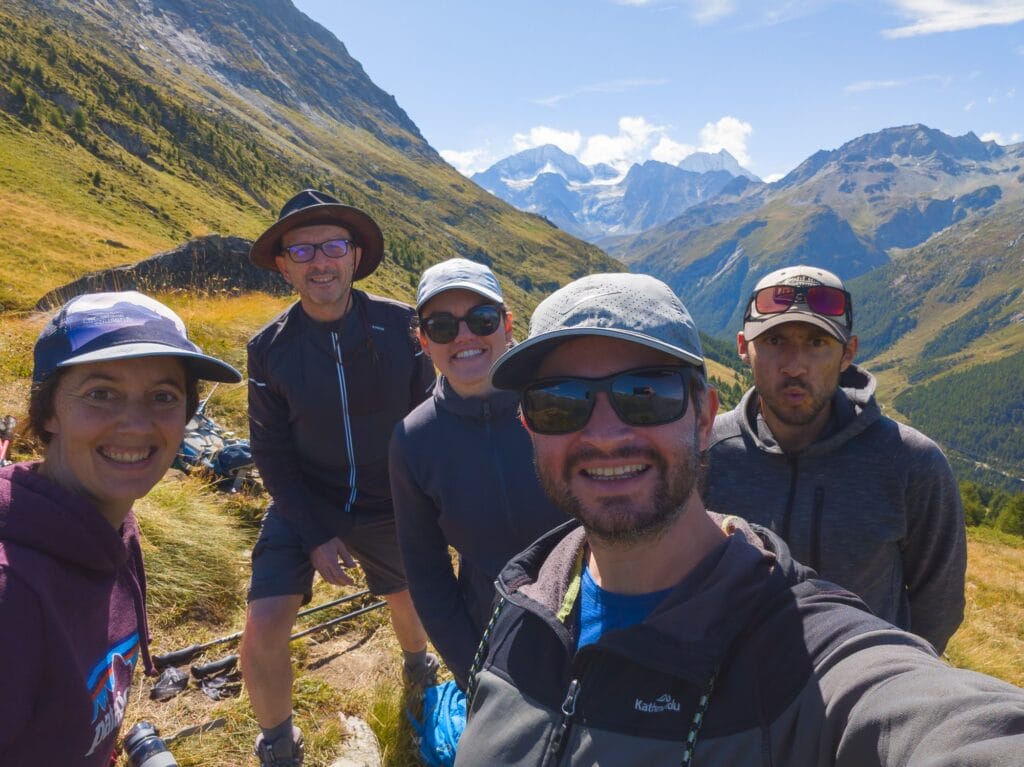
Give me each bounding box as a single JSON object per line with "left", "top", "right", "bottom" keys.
{"left": 0, "top": 291, "right": 240, "bottom": 766}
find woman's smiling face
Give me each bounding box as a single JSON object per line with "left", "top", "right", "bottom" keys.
{"left": 41, "top": 356, "right": 190, "bottom": 526}
{"left": 419, "top": 289, "right": 512, "bottom": 398}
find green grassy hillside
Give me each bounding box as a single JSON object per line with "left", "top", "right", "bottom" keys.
{"left": 0, "top": 1, "right": 618, "bottom": 320}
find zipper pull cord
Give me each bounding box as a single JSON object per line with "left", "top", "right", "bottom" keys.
{"left": 680, "top": 666, "right": 718, "bottom": 767}
{"left": 466, "top": 596, "right": 506, "bottom": 712}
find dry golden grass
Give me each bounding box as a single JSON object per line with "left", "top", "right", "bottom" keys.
{"left": 122, "top": 472, "right": 420, "bottom": 767}
{"left": 946, "top": 528, "right": 1024, "bottom": 687}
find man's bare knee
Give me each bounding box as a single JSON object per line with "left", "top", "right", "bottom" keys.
{"left": 244, "top": 595, "right": 303, "bottom": 648}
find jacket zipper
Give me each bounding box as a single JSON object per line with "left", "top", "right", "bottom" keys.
{"left": 482, "top": 400, "right": 514, "bottom": 530}
{"left": 544, "top": 678, "right": 580, "bottom": 766}
{"left": 781, "top": 455, "right": 799, "bottom": 541}
{"left": 332, "top": 331, "right": 358, "bottom": 513}
{"left": 810, "top": 486, "right": 824, "bottom": 573}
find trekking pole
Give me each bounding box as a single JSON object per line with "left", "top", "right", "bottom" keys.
{"left": 196, "top": 383, "right": 219, "bottom": 417}
{"left": 165, "top": 718, "right": 227, "bottom": 744}
{"left": 190, "top": 599, "right": 387, "bottom": 679}
{"left": 153, "top": 589, "right": 370, "bottom": 670}
{"left": 0, "top": 415, "right": 15, "bottom": 464}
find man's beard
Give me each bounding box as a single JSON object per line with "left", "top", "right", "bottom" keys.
{"left": 537, "top": 438, "right": 704, "bottom": 546}
{"left": 762, "top": 375, "right": 836, "bottom": 427}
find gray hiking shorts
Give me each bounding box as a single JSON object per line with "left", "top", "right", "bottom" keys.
{"left": 247, "top": 505, "right": 408, "bottom": 604}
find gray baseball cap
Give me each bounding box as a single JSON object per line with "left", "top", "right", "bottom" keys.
{"left": 416, "top": 258, "right": 504, "bottom": 311}
{"left": 742, "top": 265, "right": 853, "bottom": 343}
{"left": 490, "top": 272, "right": 705, "bottom": 390}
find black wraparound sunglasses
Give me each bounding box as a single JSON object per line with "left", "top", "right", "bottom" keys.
{"left": 522, "top": 366, "right": 692, "bottom": 435}
{"left": 421, "top": 304, "right": 503, "bottom": 344}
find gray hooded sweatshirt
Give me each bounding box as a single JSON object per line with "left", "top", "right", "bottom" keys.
{"left": 706, "top": 364, "right": 965, "bottom": 653}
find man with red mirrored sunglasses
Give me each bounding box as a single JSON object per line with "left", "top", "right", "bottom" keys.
{"left": 706, "top": 264, "right": 965, "bottom": 654}
{"left": 455, "top": 272, "right": 1023, "bottom": 767}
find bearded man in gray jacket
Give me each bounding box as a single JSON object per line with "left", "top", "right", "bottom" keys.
{"left": 706, "top": 264, "right": 965, "bottom": 653}
{"left": 456, "top": 272, "right": 1021, "bottom": 767}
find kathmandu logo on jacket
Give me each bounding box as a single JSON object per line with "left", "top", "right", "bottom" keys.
{"left": 635, "top": 693, "right": 681, "bottom": 713}
{"left": 84, "top": 632, "right": 140, "bottom": 757}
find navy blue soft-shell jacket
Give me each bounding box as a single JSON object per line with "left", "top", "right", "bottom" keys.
{"left": 248, "top": 291, "right": 435, "bottom": 552}
{"left": 390, "top": 377, "right": 565, "bottom": 687}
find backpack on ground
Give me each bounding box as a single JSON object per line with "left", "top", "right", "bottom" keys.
{"left": 407, "top": 680, "right": 466, "bottom": 767}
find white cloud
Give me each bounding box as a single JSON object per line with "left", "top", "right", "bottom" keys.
{"left": 651, "top": 135, "right": 699, "bottom": 164}
{"left": 613, "top": 0, "right": 657, "bottom": 5}
{"left": 440, "top": 147, "right": 494, "bottom": 176}
{"left": 511, "top": 126, "right": 583, "bottom": 155}
{"left": 764, "top": 172, "right": 786, "bottom": 183}
{"left": 845, "top": 73, "right": 951, "bottom": 92}
{"left": 761, "top": 0, "right": 831, "bottom": 26}
{"left": 964, "top": 100, "right": 975, "bottom": 110}
{"left": 882, "top": 0, "right": 1024, "bottom": 38}
{"left": 846, "top": 79, "right": 903, "bottom": 93}
{"left": 450, "top": 113, "right": 756, "bottom": 178}
{"left": 980, "top": 131, "right": 1023, "bottom": 144}
{"left": 698, "top": 116, "right": 754, "bottom": 166}
{"left": 535, "top": 78, "right": 668, "bottom": 107}
{"left": 690, "top": 0, "right": 737, "bottom": 24}
{"left": 579, "top": 116, "right": 666, "bottom": 169}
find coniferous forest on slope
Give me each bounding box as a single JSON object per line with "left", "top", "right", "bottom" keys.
{"left": 895, "top": 350, "right": 1024, "bottom": 491}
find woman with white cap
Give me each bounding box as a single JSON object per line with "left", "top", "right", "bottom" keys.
{"left": 389, "top": 259, "right": 565, "bottom": 690}
{"left": 0, "top": 291, "right": 240, "bottom": 766}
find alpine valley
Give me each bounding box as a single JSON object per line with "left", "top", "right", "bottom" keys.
{"left": 479, "top": 127, "right": 1024, "bottom": 489}
{"left": 0, "top": 0, "right": 1020, "bottom": 491}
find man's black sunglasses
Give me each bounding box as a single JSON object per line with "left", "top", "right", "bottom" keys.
{"left": 522, "top": 366, "right": 692, "bottom": 435}
{"left": 421, "top": 304, "right": 503, "bottom": 344}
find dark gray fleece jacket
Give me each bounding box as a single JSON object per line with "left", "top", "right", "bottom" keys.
{"left": 456, "top": 516, "right": 1024, "bottom": 767}
{"left": 706, "top": 363, "right": 965, "bottom": 652}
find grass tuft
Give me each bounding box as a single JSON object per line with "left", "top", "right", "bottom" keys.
{"left": 134, "top": 475, "right": 253, "bottom": 629}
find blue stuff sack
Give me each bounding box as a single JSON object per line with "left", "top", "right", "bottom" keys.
{"left": 407, "top": 680, "right": 466, "bottom": 767}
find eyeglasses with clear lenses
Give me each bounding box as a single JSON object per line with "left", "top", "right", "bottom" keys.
{"left": 421, "top": 304, "right": 503, "bottom": 344}
{"left": 522, "top": 366, "right": 692, "bottom": 435}
{"left": 280, "top": 238, "right": 357, "bottom": 264}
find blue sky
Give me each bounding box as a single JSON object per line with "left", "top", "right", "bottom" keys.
{"left": 293, "top": 1, "right": 1023, "bottom": 181}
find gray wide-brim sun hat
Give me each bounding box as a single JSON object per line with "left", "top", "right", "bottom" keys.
{"left": 249, "top": 189, "right": 384, "bottom": 280}
{"left": 742, "top": 264, "right": 851, "bottom": 343}
{"left": 490, "top": 272, "right": 705, "bottom": 390}
{"left": 416, "top": 258, "right": 504, "bottom": 311}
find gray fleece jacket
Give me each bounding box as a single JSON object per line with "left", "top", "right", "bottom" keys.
{"left": 457, "top": 516, "right": 1024, "bottom": 767}
{"left": 706, "top": 364, "right": 966, "bottom": 652}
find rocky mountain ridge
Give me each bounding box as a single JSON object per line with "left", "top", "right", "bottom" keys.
{"left": 473, "top": 144, "right": 758, "bottom": 242}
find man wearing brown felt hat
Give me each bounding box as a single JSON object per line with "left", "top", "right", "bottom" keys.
{"left": 242, "top": 190, "right": 438, "bottom": 766}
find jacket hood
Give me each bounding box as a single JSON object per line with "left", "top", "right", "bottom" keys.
{"left": 496, "top": 514, "right": 817, "bottom": 683}
{"left": 731, "top": 363, "right": 881, "bottom": 456}
{"left": 433, "top": 375, "right": 521, "bottom": 420}
{"left": 0, "top": 462, "right": 133, "bottom": 573}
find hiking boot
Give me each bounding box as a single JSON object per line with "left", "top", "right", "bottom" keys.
{"left": 254, "top": 726, "right": 304, "bottom": 767}
{"left": 402, "top": 652, "right": 440, "bottom": 691}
